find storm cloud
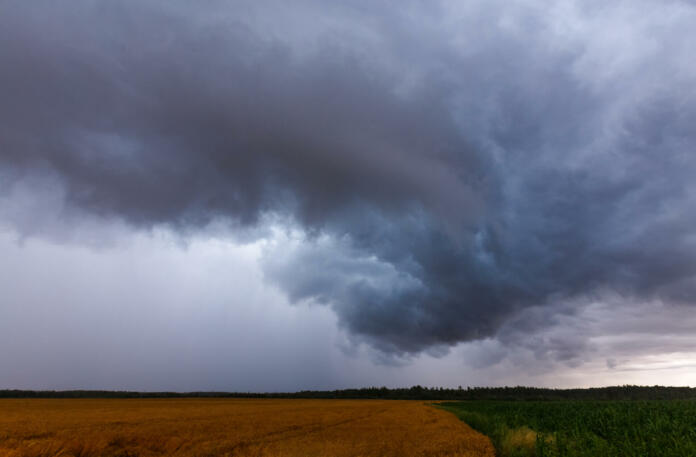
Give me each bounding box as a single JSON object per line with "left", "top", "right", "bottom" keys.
{"left": 2, "top": 0, "right": 696, "bottom": 362}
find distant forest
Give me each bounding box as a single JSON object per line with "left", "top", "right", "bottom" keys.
{"left": 2, "top": 385, "right": 696, "bottom": 401}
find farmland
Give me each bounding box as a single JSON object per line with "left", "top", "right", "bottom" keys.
{"left": 0, "top": 399, "right": 493, "bottom": 457}
{"left": 440, "top": 400, "right": 696, "bottom": 457}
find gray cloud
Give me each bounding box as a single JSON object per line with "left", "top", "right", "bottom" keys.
{"left": 2, "top": 0, "right": 696, "bottom": 362}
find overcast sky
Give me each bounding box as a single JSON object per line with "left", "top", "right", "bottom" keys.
{"left": 2, "top": 0, "right": 696, "bottom": 391}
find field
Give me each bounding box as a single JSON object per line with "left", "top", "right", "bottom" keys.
{"left": 0, "top": 398, "right": 494, "bottom": 457}
{"left": 440, "top": 400, "right": 696, "bottom": 457}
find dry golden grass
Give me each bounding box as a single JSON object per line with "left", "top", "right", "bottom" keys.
{"left": 0, "top": 398, "right": 494, "bottom": 457}
{"left": 499, "top": 426, "right": 538, "bottom": 456}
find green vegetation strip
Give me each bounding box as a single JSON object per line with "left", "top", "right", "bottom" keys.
{"left": 438, "top": 400, "right": 696, "bottom": 457}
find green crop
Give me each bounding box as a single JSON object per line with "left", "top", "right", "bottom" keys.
{"left": 439, "top": 400, "right": 696, "bottom": 457}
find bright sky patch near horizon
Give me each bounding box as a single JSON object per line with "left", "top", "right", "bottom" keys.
{"left": 2, "top": 0, "right": 696, "bottom": 390}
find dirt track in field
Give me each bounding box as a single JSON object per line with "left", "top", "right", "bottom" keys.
{"left": 0, "top": 398, "right": 494, "bottom": 457}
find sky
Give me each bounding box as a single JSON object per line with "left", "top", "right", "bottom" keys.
{"left": 1, "top": 0, "right": 696, "bottom": 391}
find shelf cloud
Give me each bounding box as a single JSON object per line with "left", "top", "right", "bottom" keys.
{"left": 2, "top": 0, "right": 696, "bottom": 370}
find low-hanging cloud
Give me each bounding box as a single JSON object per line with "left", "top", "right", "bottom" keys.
{"left": 2, "top": 0, "right": 696, "bottom": 359}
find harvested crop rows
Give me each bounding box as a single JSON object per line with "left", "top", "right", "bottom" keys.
{"left": 0, "top": 399, "right": 494, "bottom": 457}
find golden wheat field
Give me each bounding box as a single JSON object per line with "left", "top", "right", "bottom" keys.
{"left": 0, "top": 398, "right": 494, "bottom": 457}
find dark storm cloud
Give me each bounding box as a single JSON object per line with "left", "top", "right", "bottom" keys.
{"left": 2, "top": 0, "right": 696, "bottom": 358}
{"left": 0, "top": 0, "right": 479, "bottom": 229}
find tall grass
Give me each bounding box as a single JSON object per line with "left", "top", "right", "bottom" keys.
{"left": 439, "top": 400, "right": 696, "bottom": 457}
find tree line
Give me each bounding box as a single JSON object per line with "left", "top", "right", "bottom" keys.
{"left": 2, "top": 385, "right": 695, "bottom": 400}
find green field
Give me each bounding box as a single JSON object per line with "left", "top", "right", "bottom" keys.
{"left": 440, "top": 400, "right": 696, "bottom": 457}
